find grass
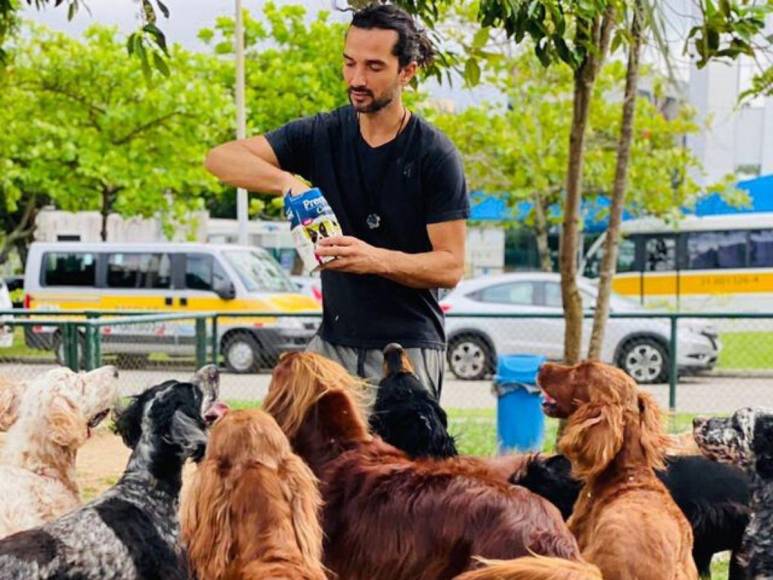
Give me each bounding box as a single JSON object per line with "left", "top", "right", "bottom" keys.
{"left": 718, "top": 331, "right": 773, "bottom": 370}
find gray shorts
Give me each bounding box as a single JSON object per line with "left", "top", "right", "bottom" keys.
{"left": 305, "top": 335, "right": 444, "bottom": 401}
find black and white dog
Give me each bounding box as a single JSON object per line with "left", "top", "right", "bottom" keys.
{"left": 0, "top": 365, "right": 226, "bottom": 580}
{"left": 694, "top": 407, "right": 773, "bottom": 579}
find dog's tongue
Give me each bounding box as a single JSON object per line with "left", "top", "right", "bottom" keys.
{"left": 204, "top": 401, "right": 229, "bottom": 424}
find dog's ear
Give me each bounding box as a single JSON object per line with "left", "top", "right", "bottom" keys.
{"left": 113, "top": 395, "right": 145, "bottom": 449}
{"left": 48, "top": 395, "right": 87, "bottom": 448}
{"left": 559, "top": 402, "right": 624, "bottom": 480}
{"left": 754, "top": 416, "right": 773, "bottom": 480}
{"left": 636, "top": 391, "right": 668, "bottom": 471}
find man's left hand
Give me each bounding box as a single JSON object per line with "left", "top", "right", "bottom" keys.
{"left": 316, "top": 236, "right": 388, "bottom": 275}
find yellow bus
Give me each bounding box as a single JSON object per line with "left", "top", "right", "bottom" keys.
{"left": 581, "top": 213, "right": 773, "bottom": 312}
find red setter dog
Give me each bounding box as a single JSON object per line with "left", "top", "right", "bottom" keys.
{"left": 537, "top": 361, "right": 698, "bottom": 580}
{"left": 263, "top": 352, "right": 580, "bottom": 580}
{"left": 181, "top": 409, "right": 326, "bottom": 580}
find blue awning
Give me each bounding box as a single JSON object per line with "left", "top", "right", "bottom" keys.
{"left": 469, "top": 174, "right": 773, "bottom": 233}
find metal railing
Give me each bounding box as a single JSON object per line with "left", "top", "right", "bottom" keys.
{"left": 0, "top": 309, "right": 770, "bottom": 415}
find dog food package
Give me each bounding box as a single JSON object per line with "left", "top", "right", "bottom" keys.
{"left": 284, "top": 188, "right": 342, "bottom": 272}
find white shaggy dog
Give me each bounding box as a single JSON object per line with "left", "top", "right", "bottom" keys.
{"left": 0, "top": 366, "right": 119, "bottom": 538}
{"left": 0, "top": 376, "right": 25, "bottom": 431}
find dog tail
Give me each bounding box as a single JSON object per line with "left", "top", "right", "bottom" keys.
{"left": 455, "top": 555, "right": 603, "bottom": 580}
{"left": 383, "top": 343, "right": 414, "bottom": 376}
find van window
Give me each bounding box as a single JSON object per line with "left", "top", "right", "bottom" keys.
{"left": 185, "top": 254, "right": 229, "bottom": 291}
{"left": 107, "top": 253, "right": 171, "bottom": 289}
{"left": 43, "top": 253, "right": 96, "bottom": 287}
{"left": 223, "top": 250, "right": 295, "bottom": 293}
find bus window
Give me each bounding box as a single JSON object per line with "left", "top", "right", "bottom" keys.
{"left": 687, "top": 231, "right": 747, "bottom": 269}
{"left": 43, "top": 253, "right": 96, "bottom": 287}
{"left": 582, "top": 236, "right": 638, "bottom": 278}
{"left": 645, "top": 237, "right": 676, "bottom": 272}
{"left": 750, "top": 230, "right": 773, "bottom": 267}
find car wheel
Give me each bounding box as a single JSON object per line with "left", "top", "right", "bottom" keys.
{"left": 618, "top": 338, "right": 669, "bottom": 384}
{"left": 447, "top": 334, "right": 494, "bottom": 380}
{"left": 223, "top": 333, "right": 261, "bottom": 374}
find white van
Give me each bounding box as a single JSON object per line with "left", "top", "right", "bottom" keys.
{"left": 23, "top": 242, "right": 320, "bottom": 372}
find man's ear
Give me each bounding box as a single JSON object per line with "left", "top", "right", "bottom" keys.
{"left": 400, "top": 62, "right": 417, "bottom": 86}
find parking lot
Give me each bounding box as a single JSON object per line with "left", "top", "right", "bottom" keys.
{"left": 1, "top": 361, "right": 769, "bottom": 415}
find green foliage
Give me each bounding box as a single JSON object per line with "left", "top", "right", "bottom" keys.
{"left": 0, "top": 0, "right": 171, "bottom": 77}
{"left": 425, "top": 52, "right": 726, "bottom": 228}
{"left": 686, "top": 0, "right": 772, "bottom": 101}
{"left": 0, "top": 23, "right": 233, "bottom": 231}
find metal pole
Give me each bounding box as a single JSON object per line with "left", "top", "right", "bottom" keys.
{"left": 668, "top": 315, "right": 678, "bottom": 414}
{"left": 211, "top": 315, "right": 219, "bottom": 366}
{"left": 235, "top": 0, "right": 249, "bottom": 246}
{"left": 196, "top": 317, "right": 208, "bottom": 370}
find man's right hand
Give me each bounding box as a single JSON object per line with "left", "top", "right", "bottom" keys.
{"left": 280, "top": 173, "right": 311, "bottom": 196}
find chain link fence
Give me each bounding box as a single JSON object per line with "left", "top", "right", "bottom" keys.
{"left": 1, "top": 309, "right": 771, "bottom": 447}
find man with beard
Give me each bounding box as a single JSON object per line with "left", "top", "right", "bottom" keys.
{"left": 204, "top": 4, "right": 468, "bottom": 399}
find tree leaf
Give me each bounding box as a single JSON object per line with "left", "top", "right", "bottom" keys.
{"left": 472, "top": 26, "right": 490, "bottom": 49}
{"left": 464, "top": 56, "right": 481, "bottom": 86}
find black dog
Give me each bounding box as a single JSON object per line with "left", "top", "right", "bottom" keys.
{"left": 369, "top": 343, "right": 457, "bottom": 459}
{"left": 0, "top": 366, "right": 225, "bottom": 579}
{"left": 513, "top": 453, "right": 750, "bottom": 579}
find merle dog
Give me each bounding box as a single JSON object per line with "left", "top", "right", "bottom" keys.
{"left": 514, "top": 453, "right": 750, "bottom": 579}
{"left": 0, "top": 366, "right": 225, "bottom": 580}
{"left": 369, "top": 343, "right": 457, "bottom": 459}
{"left": 694, "top": 407, "right": 773, "bottom": 579}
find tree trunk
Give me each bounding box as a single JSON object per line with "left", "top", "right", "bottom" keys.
{"left": 559, "top": 7, "right": 616, "bottom": 365}
{"left": 588, "top": 2, "right": 643, "bottom": 360}
{"left": 0, "top": 193, "right": 38, "bottom": 265}
{"left": 100, "top": 187, "right": 116, "bottom": 242}
{"left": 533, "top": 191, "right": 552, "bottom": 272}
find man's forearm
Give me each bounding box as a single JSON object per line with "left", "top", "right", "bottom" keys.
{"left": 204, "top": 139, "right": 306, "bottom": 195}
{"left": 377, "top": 248, "right": 464, "bottom": 289}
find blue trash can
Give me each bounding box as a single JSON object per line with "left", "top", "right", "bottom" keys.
{"left": 494, "top": 354, "right": 546, "bottom": 453}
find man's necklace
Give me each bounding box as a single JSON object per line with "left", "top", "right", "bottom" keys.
{"left": 355, "top": 106, "right": 408, "bottom": 230}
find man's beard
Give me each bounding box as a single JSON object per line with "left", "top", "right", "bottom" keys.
{"left": 348, "top": 85, "right": 398, "bottom": 113}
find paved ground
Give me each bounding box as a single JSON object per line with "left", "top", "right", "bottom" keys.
{"left": 1, "top": 362, "right": 771, "bottom": 414}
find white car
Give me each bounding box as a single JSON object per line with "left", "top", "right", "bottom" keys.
{"left": 441, "top": 272, "right": 720, "bottom": 383}
{"left": 291, "top": 275, "right": 323, "bottom": 305}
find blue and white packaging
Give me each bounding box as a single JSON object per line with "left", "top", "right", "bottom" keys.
{"left": 284, "top": 188, "right": 342, "bottom": 272}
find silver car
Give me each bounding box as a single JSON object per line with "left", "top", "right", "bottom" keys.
{"left": 441, "top": 272, "right": 720, "bottom": 383}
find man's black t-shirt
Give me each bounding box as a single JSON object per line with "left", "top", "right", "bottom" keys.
{"left": 266, "top": 105, "right": 469, "bottom": 350}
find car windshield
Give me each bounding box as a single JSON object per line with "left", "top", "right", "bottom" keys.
{"left": 223, "top": 250, "right": 296, "bottom": 293}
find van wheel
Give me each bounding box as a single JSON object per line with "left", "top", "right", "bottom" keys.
{"left": 223, "top": 333, "right": 261, "bottom": 374}
{"left": 53, "top": 331, "right": 84, "bottom": 368}
{"left": 618, "top": 338, "right": 669, "bottom": 384}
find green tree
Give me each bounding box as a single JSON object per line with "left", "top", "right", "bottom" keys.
{"left": 0, "top": 23, "right": 233, "bottom": 252}
{"left": 0, "top": 0, "right": 171, "bottom": 75}
{"left": 427, "top": 51, "right": 720, "bottom": 270}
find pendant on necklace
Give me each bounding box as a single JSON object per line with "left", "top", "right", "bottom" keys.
{"left": 366, "top": 213, "right": 381, "bottom": 230}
